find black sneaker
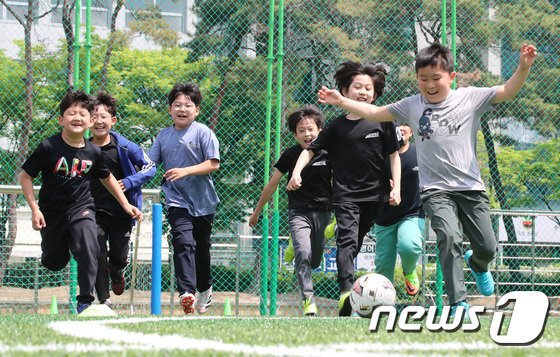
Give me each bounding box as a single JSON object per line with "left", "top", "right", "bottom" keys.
{"left": 111, "top": 271, "right": 125, "bottom": 296}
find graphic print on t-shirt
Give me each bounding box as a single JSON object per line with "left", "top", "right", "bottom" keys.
{"left": 53, "top": 157, "right": 93, "bottom": 177}
{"left": 416, "top": 104, "right": 464, "bottom": 141}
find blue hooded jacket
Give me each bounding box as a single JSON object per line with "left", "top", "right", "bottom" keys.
{"left": 97, "top": 132, "right": 156, "bottom": 215}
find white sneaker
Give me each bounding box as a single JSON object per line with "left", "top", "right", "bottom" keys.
{"left": 195, "top": 287, "right": 212, "bottom": 314}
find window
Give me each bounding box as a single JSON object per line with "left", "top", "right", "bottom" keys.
{"left": 125, "top": 0, "right": 186, "bottom": 33}
{"left": 50, "top": 0, "right": 110, "bottom": 28}
{"left": 3, "top": 0, "right": 30, "bottom": 22}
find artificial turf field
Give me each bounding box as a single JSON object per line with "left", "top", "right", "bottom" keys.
{"left": 0, "top": 314, "right": 559, "bottom": 356}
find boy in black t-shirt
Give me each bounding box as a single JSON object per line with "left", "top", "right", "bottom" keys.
{"left": 288, "top": 62, "right": 401, "bottom": 316}
{"left": 19, "top": 91, "right": 142, "bottom": 314}
{"left": 90, "top": 92, "right": 155, "bottom": 307}
{"left": 249, "top": 105, "right": 331, "bottom": 316}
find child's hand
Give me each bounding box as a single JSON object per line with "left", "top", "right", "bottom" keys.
{"left": 31, "top": 209, "right": 46, "bottom": 231}
{"left": 125, "top": 205, "right": 143, "bottom": 221}
{"left": 389, "top": 189, "right": 401, "bottom": 206}
{"left": 164, "top": 167, "right": 188, "bottom": 182}
{"left": 248, "top": 213, "right": 259, "bottom": 228}
{"left": 318, "top": 86, "right": 343, "bottom": 106}
{"left": 118, "top": 180, "right": 127, "bottom": 192}
{"left": 519, "top": 44, "right": 537, "bottom": 70}
{"left": 287, "top": 175, "right": 302, "bottom": 191}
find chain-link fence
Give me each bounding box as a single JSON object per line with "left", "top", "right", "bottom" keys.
{"left": 0, "top": 0, "right": 559, "bottom": 316}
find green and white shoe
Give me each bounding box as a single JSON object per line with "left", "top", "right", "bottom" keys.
{"left": 303, "top": 297, "right": 317, "bottom": 316}
{"left": 338, "top": 291, "right": 352, "bottom": 317}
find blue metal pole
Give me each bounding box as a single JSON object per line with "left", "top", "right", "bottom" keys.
{"left": 151, "top": 203, "right": 162, "bottom": 314}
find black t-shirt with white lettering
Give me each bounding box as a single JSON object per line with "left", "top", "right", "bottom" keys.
{"left": 22, "top": 133, "right": 111, "bottom": 216}
{"left": 308, "top": 115, "right": 399, "bottom": 203}
{"left": 90, "top": 136, "right": 128, "bottom": 217}
{"left": 274, "top": 145, "right": 332, "bottom": 211}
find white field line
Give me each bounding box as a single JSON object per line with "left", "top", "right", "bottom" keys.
{"left": 1, "top": 317, "right": 559, "bottom": 355}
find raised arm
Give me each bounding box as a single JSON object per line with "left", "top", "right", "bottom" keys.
{"left": 317, "top": 86, "right": 396, "bottom": 122}
{"left": 248, "top": 169, "right": 284, "bottom": 228}
{"left": 287, "top": 149, "right": 315, "bottom": 191}
{"left": 493, "top": 44, "right": 537, "bottom": 104}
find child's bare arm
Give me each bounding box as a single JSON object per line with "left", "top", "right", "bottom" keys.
{"left": 317, "top": 86, "right": 396, "bottom": 122}
{"left": 287, "top": 150, "right": 315, "bottom": 191}
{"left": 388, "top": 151, "right": 401, "bottom": 206}
{"left": 100, "top": 174, "right": 142, "bottom": 220}
{"left": 493, "top": 44, "right": 537, "bottom": 103}
{"left": 19, "top": 171, "right": 45, "bottom": 230}
{"left": 249, "top": 169, "right": 284, "bottom": 228}
{"left": 163, "top": 159, "right": 220, "bottom": 182}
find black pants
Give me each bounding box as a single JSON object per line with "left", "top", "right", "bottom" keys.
{"left": 41, "top": 204, "right": 99, "bottom": 305}
{"left": 334, "top": 201, "right": 383, "bottom": 293}
{"left": 168, "top": 207, "right": 213, "bottom": 295}
{"left": 94, "top": 212, "right": 132, "bottom": 302}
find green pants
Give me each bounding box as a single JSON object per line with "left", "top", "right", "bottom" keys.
{"left": 374, "top": 216, "right": 424, "bottom": 283}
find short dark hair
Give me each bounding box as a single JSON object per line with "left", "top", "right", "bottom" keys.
{"left": 95, "top": 91, "right": 117, "bottom": 117}
{"left": 286, "top": 105, "right": 324, "bottom": 133}
{"left": 168, "top": 82, "right": 202, "bottom": 107}
{"left": 334, "top": 62, "right": 388, "bottom": 100}
{"left": 415, "top": 43, "right": 454, "bottom": 73}
{"left": 59, "top": 90, "right": 94, "bottom": 116}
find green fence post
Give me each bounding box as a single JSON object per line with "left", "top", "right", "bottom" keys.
{"left": 270, "top": 0, "right": 286, "bottom": 316}
{"left": 260, "top": 0, "right": 277, "bottom": 316}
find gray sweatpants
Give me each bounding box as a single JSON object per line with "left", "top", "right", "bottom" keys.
{"left": 420, "top": 189, "right": 496, "bottom": 305}
{"left": 288, "top": 209, "right": 331, "bottom": 300}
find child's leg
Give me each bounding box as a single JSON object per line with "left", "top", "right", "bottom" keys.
{"left": 373, "top": 223, "right": 399, "bottom": 283}
{"left": 333, "top": 202, "right": 361, "bottom": 293}
{"left": 40, "top": 215, "right": 71, "bottom": 271}
{"left": 67, "top": 206, "right": 99, "bottom": 305}
{"left": 456, "top": 191, "right": 496, "bottom": 271}
{"left": 106, "top": 216, "right": 132, "bottom": 275}
{"left": 421, "top": 190, "right": 466, "bottom": 305}
{"left": 356, "top": 202, "right": 380, "bottom": 252}
{"left": 396, "top": 217, "right": 425, "bottom": 275}
{"left": 289, "top": 210, "right": 314, "bottom": 300}
{"left": 193, "top": 214, "right": 214, "bottom": 293}
{"left": 94, "top": 217, "right": 110, "bottom": 303}
{"left": 310, "top": 211, "right": 330, "bottom": 269}
{"left": 167, "top": 207, "right": 197, "bottom": 295}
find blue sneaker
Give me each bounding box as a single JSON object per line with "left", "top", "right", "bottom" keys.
{"left": 450, "top": 300, "right": 470, "bottom": 321}
{"left": 76, "top": 302, "right": 91, "bottom": 314}
{"left": 464, "top": 250, "right": 494, "bottom": 296}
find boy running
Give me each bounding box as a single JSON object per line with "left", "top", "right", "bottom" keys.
{"left": 249, "top": 105, "right": 332, "bottom": 316}
{"left": 318, "top": 43, "right": 538, "bottom": 314}
{"left": 90, "top": 92, "right": 155, "bottom": 306}
{"left": 20, "top": 91, "right": 142, "bottom": 313}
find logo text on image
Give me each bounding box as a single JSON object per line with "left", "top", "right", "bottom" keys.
{"left": 368, "top": 291, "right": 549, "bottom": 346}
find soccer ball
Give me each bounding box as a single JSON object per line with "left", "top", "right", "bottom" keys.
{"left": 349, "top": 273, "right": 396, "bottom": 318}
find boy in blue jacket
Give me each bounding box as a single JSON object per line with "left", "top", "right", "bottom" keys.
{"left": 90, "top": 92, "right": 156, "bottom": 306}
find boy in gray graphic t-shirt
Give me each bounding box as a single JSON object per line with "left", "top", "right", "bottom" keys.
{"left": 317, "top": 43, "right": 537, "bottom": 316}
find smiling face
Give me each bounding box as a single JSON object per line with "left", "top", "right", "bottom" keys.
{"left": 58, "top": 103, "right": 93, "bottom": 138}
{"left": 293, "top": 118, "right": 320, "bottom": 149}
{"left": 342, "top": 74, "right": 376, "bottom": 104}
{"left": 169, "top": 94, "right": 200, "bottom": 130}
{"left": 416, "top": 65, "right": 456, "bottom": 104}
{"left": 91, "top": 104, "right": 117, "bottom": 140}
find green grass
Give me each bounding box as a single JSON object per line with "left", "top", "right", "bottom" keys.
{"left": 0, "top": 314, "right": 559, "bottom": 356}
